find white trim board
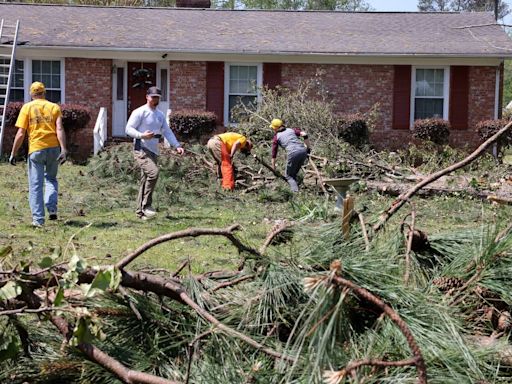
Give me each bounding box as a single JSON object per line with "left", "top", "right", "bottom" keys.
{"left": 14, "top": 47, "right": 506, "bottom": 66}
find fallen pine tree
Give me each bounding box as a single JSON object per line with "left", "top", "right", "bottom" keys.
{"left": 0, "top": 210, "right": 511, "bottom": 383}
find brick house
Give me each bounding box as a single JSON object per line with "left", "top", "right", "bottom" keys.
{"left": 1, "top": 2, "right": 512, "bottom": 158}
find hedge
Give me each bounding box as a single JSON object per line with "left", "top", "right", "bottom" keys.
{"left": 477, "top": 119, "right": 512, "bottom": 147}
{"left": 4, "top": 102, "right": 92, "bottom": 132}
{"left": 335, "top": 113, "right": 369, "bottom": 148}
{"left": 412, "top": 118, "right": 450, "bottom": 145}
{"left": 168, "top": 110, "right": 217, "bottom": 140}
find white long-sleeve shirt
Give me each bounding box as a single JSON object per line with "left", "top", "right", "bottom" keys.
{"left": 125, "top": 104, "right": 181, "bottom": 156}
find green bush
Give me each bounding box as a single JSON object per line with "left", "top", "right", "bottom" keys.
{"left": 412, "top": 118, "right": 450, "bottom": 145}
{"left": 476, "top": 119, "right": 512, "bottom": 158}
{"left": 335, "top": 113, "right": 369, "bottom": 148}
{"left": 60, "top": 104, "right": 92, "bottom": 131}
{"left": 4, "top": 102, "right": 91, "bottom": 132}
{"left": 168, "top": 110, "right": 217, "bottom": 140}
{"left": 503, "top": 108, "right": 512, "bottom": 121}
{"left": 3, "top": 102, "right": 23, "bottom": 127}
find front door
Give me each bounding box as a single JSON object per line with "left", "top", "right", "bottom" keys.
{"left": 127, "top": 62, "right": 157, "bottom": 116}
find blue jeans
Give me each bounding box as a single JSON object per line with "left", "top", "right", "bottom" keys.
{"left": 27, "top": 147, "right": 60, "bottom": 224}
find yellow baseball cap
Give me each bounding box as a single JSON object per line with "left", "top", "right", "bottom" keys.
{"left": 30, "top": 81, "right": 46, "bottom": 95}
{"left": 269, "top": 118, "right": 283, "bottom": 130}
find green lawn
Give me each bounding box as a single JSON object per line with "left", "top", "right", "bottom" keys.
{"left": 1, "top": 156, "right": 510, "bottom": 274}
{"left": 0, "top": 161, "right": 294, "bottom": 273}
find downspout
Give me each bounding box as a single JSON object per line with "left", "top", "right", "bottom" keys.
{"left": 494, "top": 64, "right": 501, "bottom": 120}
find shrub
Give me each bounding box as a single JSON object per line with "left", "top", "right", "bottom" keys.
{"left": 476, "top": 119, "right": 512, "bottom": 152}
{"left": 3, "top": 102, "right": 23, "bottom": 127}
{"left": 503, "top": 108, "right": 512, "bottom": 122}
{"left": 334, "top": 113, "right": 369, "bottom": 148}
{"left": 3, "top": 102, "right": 91, "bottom": 132}
{"left": 412, "top": 118, "right": 450, "bottom": 145}
{"left": 168, "top": 110, "right": 217, "bottom": 140}
{"left": 60, "top": 104, "right": 92, "bottom": 131}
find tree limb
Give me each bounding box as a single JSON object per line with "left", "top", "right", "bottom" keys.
{"left": 211, "top": 274, "right": 255, "bottom": 292}
{"left": 372, "top": 120, "right": 512, "bottom": 234}
{"left": 23, "top": 291, "right": 181, "bottom": 384}
{"left": 252, "top": 154, "right": 287, "bottom": 182}
{"left": 307, "top": 156, "right": 328, "bottom": 194}
{"left": 117, "top": 270, "right": 293, "bottom": 362}
{"left": 331, "top": 274, "right": 427, "bottom": 383}
{"left": 50, "top": 315, "right": 181, "bottom": 384}
{"left": 116, "top": 224, "right": 261, "bottom": 269}
{"left": 403, "top": 204, "right": 416, "bottom": 286}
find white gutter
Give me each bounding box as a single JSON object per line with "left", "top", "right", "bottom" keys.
{"left": 14, "top": 46, "right": 508, "bottom": 66}
{"left": 17, "top": 45, "right": 512, "bottom": 58}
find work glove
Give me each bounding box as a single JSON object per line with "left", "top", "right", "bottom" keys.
{"left": 57, "top": 150, "right": 68, "bottom": 165}
{"left": 8, "top": 155, "right": 16, "bottom": 166}
{"left": 306, "top": 147, "right": 311, "bottom": 155}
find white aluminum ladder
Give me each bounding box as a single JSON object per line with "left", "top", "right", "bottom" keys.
{"left": 0, "top": 19, "right": 20, "bottom": 157}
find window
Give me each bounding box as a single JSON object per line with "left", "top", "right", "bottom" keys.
{"left": 32, "top": 60, "right": 62, "bottom": 103}
{"left": 160, "top": 68, "right": 168, "bottom": 102}
{"left": 225, "top": 64, "right": 261, "bottom": 124}
{"left": 0, "top": 59, "right": 24, "bottom": 102}
{"left": 412, "top": 68, "right": 448, "bottom": 120}
{"left": 116, "top": 67, "right": 124, "bottom": 101}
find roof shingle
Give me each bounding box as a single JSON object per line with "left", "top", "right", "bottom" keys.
{"left": 1, "top": 3, "right": 512, "bottom": 57}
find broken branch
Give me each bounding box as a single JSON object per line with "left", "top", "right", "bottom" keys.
{"left": 372, "top": 120, "right": 512, "bottom": 234}
{"left": 116, "top": 224, "right": 260, "bottom": 269}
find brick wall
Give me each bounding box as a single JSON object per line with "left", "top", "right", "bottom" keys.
{"left": 282, "top": 63, "right": 499, "bottom": 150}
{"left": 169, "top": 61, "right": 207, "bottom": 111}
{"left": 65, "top": 58, "right": 112, "bottom": 161}
{"left": 282, "top": 63, "right": 397, "bottom": 149}
{"left": 444, "top": 66, "right": 496, "bottom": 149}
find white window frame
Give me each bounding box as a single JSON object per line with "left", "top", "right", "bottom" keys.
{"left": 410, "top": 66, "right": 450, "bottom": 127}
{"left": 224, "top": 62, "right": 262, "bottom": 126}
{"left": 0, "top": 58, "right": 25, "bottom": 102}
{"left": 27, "top": 58, "right": 65, "bottom": 103}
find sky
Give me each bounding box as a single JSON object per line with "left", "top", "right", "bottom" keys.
{"left": 366, "top": 0, "right": 512, "bottom": 25}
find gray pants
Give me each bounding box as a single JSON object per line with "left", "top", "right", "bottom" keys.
{"left": 285, "top": 149, "right": 308, "bottom": 192}
{"left": 134, "top": 149, "right": 159, "bottom": 216}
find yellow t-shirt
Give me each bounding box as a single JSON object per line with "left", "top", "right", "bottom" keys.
{"left": 218, "top": 132, "right": 247, "bottom": 152}
{"left": 15, "top": 99, "right": 61, "bottom": 154}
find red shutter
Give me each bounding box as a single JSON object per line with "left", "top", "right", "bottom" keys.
{"left": 206, "top": 62, "right": 224, "bottom": 125}
{"left": 263, "top": 63, "right": 282, "bottom": 90}
{"left": 449, "top": 66, "right": 469, "bottom": 130}
{"left": 392, "top": 65, "right": 411, "bottom": 130}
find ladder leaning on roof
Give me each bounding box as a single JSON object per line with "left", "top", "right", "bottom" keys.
{"left": 0, "top": 19, "right": 20, "bottom": 158}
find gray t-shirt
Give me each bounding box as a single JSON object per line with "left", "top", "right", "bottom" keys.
{"left": 272, "top": 128, "right": 306, "bottom": 158}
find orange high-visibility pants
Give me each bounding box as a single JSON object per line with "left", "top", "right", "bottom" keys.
{"left": 220, "top": 142, "right": 235, "bottom": 190}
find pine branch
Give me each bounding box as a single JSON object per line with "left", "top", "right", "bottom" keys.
{"left": 23, "top": 291, "right": 181, "bottom": 384}
{"left": 116, "top": 224, "right": 261, "bottom": 269}
{"left": 373, "top": 120, "right": 512, "bottom": 234}
{"left": 259, "top": 220, "right": 294, "bottom": 254}
{"left": 329, "top": 266, "right": 427, "bottom": 383}
{"left": 252, "top": 154, "right": 287, "bottom": 182}
{"left": 210, "top": 274, "right": 255, "bottom": 292}
{"left": 403, "top": 204, "right": 416, "bottom": 286}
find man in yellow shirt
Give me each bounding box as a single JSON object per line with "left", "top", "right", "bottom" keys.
{"left": 9, "top": 81, "right": 67, "bottom": 227}
{"left": 207, "top": 132, "right": 252, "bottom": 189}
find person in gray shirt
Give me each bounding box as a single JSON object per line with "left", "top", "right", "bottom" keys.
{"left": 270, "top": 118, "right": 311, "bottom": 192}
{"left": 125, "top": 86, "right": 184, "bottom": 220}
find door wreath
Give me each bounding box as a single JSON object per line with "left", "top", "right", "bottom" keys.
{"left": 131, "top": 67, "right": 154, "bottom": 89}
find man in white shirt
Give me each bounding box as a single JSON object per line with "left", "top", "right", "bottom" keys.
{"left": 125, "top": 86, "right": 184, "bottom": 220}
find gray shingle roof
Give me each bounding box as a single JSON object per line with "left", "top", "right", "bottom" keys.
{"left": 1, "top": 3, "right": 512, "bottom": 57}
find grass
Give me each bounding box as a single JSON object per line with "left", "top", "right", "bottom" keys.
{"left": 0, "top": 161, "right": 293, "bottom": 273}
{"left": 1, "top": 149, "right": 512, "bottom": 384}
{"left": 0, "top": 153, "right": 510, "bottom": 274}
